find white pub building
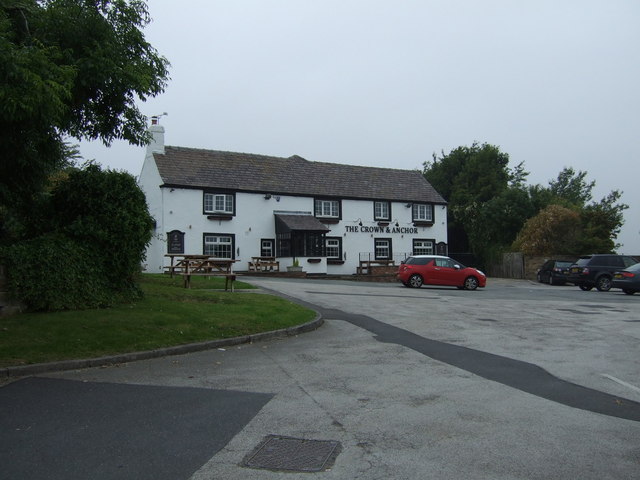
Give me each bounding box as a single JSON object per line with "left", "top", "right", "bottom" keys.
{"left": 139, "top": 120, "right": 448, "bottom": 275}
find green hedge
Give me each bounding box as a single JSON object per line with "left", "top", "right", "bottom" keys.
{"left": 1, "top": 233, "right": 140, "bottom": 310}
{"left": 1, "top": 164, "right": 153, "bottom": 311}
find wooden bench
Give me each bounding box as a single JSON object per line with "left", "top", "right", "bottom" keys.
{"left": 164, "top": 255, "right": 238, "bottom": 290}
{"left": 248, "top": 257, "right": 280, "bottom": 272}
{"left": 182, "top": 273, "right": 239, "bottom": 291}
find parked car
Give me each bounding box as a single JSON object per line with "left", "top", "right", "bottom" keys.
{"left": 612, "top": 262, "right": 640, "bottom": 295}
{"left": 567, "top": 254, "right": 639, "bottom": 291}
{"left": 397, "top": 255, "right": 486, "bottom": 290}
{"left": 536, "top": 259, "right": 575, "bottom": 285}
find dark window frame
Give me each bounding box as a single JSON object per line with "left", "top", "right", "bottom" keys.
{"left": 412, "top": 203, "right": 434, "bottom": 225}
{"left": 373, "top": 201, "right": 391, "bottom": 222}
{"left": 203, "top": 190, "right": 236, "bottom": 217}
{"left": 202, "top": 232, "right": 236, "bottom": 259}
{"left": 412, "top": 238, "right": 435, "bottom": 255}
{"left": 374, "top": 237, "right": 393, "bottom": 260}
{"left": 314, "top": 198, "right": 342, "bottom": 222}
{"left": 325, "top": 236, "right": 343, "bottom": 262}
{"left": 260, "top": 238, "right": 275, "bottom": 257}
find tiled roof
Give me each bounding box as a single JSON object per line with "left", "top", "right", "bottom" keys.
{"left": 275, "top": 214, "right": 331, "bottom": 233}
{"left": 153, "top": 147, "right": 446, "bottom": 204}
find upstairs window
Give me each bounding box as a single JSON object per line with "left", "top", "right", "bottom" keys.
{"left": 412, "top": 203, "right": 433, "bottom": 223}
{"left": 204, "top": 192, "right": 234, "bottom": 215}
{"left": 374, "top": 201, "right": 391, "bottom": 221}
{"left": 314, "top": 199, "right": 340, "bottom": 219}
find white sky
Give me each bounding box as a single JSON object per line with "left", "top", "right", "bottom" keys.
{"left": 79, "top": 0, "right": 640, "bottom": 253}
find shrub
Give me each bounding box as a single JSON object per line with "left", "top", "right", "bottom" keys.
{"left": 1, "top": 164, "right": 153, "bottom": 311}
{"left": 1, "top": 233, "right": 128, "bottom": 310}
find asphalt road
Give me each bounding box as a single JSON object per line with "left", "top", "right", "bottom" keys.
{"left": 1, "top": 278, "right": 639, "bottom": 479}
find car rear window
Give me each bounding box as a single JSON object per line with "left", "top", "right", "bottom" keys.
{"left": 556, "top": 261, "right": 573, "bottom": 268}
{"left": 575, "top": 258, "right": 591, "bottom": 266}
{"left": 625, "top": 262, "right": 640, "bottom": 272}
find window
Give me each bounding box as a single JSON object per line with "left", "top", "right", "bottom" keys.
{"left": 435, "top": 257, "right": 456, "bottom": 268}
{"left": 261, "top": 239, "right": 275, "bottom": 257}
{"left": 203, "top": 234, "right": 234, "bottom": 258}
{"left": 375, "top": 238, "right": 392, "bottom": 260}
{"left": 277, "top": 232, "right": 326, "bottom": 257}
{"left": 314, "top": 199, "right": 340, "bottom": 219}
{"left": 374, "top": 201, "right": 390, "bottom": 221}
{"left": 413, "top": 239, "right": 434, "bottom": 255}
{"left": 326, "top": 237, "right": 342, "bottom": 259}
{"left": 412, "top": 203, "right": 433, "bottom": 223}
{"left": 204, "top": 192, "right": 234, "bottom": 215}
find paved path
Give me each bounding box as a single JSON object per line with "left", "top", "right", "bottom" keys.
{"left": 2, "top": 278, "right": 639, "bottom": 479}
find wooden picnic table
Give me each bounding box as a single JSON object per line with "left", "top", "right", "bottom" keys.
{"left": 164, "top": 254, "right": 238, "bottom": 290}
{"left": 248, "top": 256, "right": 280, "bottom": 272}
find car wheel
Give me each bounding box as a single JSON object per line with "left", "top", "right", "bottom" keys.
{"left": 623, "top": 289, "right": 636, "bottom": 295}
{"left": 596, "top": 276, "right": 612, "bottom": 292}
{"left": 579, "top": 284, "right": 592, "bottom": 291}
{"left": 408, "top": 274, "right": 423, "bottom": 288}
{"left": 548, "top": 275, "right": 554, "bottom": 286}
{"left": 463, "top": 276, "right": 479, "bottom": 290}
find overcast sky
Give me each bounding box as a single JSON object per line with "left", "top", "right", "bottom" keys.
{"left": 79, "top": 0, "right": 640, "bottom": 253}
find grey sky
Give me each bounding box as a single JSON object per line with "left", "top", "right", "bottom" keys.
{"left": 80, "top": 0, "right": 640, "bottom": 252}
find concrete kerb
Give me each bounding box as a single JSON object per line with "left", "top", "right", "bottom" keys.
{"left": 0, "top": 312, "right": 323, "bottom": 380}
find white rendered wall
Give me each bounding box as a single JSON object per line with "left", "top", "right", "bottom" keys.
{"left": 141, "top": 184, "right": 448, "bottom": 275}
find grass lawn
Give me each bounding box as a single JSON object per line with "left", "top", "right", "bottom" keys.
{"left": 0, "top": 274, "right": 316, "bottom": 368}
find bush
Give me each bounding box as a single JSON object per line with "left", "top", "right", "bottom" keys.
{"left": 49, "top": 164, "right": 154, "bottom": 287}
{"left": 1, "top": 164, "right": 153, "bottom": 311}
{"left": 1, "top": 233, "right": 139, "bottom": 311}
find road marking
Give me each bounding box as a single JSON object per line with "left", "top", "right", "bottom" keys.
{"left": 601, "top": 374, "right": 640, "bottom": 395}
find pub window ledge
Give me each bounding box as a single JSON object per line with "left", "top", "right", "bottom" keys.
{"left": 206, "top": 214, "right": 233, "bottom": 221}
{"left": 376, "top": 221, "right": 390, "bottom": 226}
{"left": 413, "top": 221, "right": 434, "bottom": 227}
{"left": 317, "top": 218, "right": 340, "bottom": 224}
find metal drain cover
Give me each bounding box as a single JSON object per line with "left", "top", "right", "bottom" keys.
{"left": 241, "top": 435, "right": 341, "bottom": 472}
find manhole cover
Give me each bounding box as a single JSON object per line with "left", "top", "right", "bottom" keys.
{"left": 241, "top": 435, "right": 341, "bottom": 472}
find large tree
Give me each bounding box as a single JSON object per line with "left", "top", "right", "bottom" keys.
{"left": 0, "top": 0, "right": 169, "bottom": 240}
{"left": 423, "top": 143, "right": 530, "bottom": 263}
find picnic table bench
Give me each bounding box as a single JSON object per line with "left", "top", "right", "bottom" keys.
{"left": 164, "top": 254, "right": 239, "bottom": 290}
{"left": 248, "top": 256, "right": 280, "bottom": 272}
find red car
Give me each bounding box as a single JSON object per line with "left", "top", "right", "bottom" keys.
{"left": 397, "top": 255, "right": 487, "bottom": 290}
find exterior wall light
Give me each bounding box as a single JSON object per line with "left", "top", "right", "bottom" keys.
{"left": 264, "top": 194, "right": 272, "bottom": 199}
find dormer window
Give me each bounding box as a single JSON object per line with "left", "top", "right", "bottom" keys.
{"left": 204, "top": 191, "right": 234, "bottom": 215}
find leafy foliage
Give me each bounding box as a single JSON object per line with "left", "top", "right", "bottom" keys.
{"left": 2, "top": 233, "right": 115, "bottom": 310}
{"left": 424, "top": 143, "right": 531, "bottom": 264}
{"left": 0, "top": 0, "right": 169, "bottom": 239}
{"left": 512, "top": 205, "right": 581, "bottom": 255}
{"left": 424, "top": 146, "right": 628, "bottom": 264}
{"left": 48, "top": 163, "right": 155, "bottom": 287}
{"left": 1, "top": 164, "right": 154, "bottom": 311}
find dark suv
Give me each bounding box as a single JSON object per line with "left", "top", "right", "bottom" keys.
{"left": 568, "top": 254, "right": 639, "bottom": 291}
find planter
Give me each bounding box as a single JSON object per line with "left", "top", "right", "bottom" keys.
{"left": 287, "top": 266, "right": 303, "bottom": 273}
